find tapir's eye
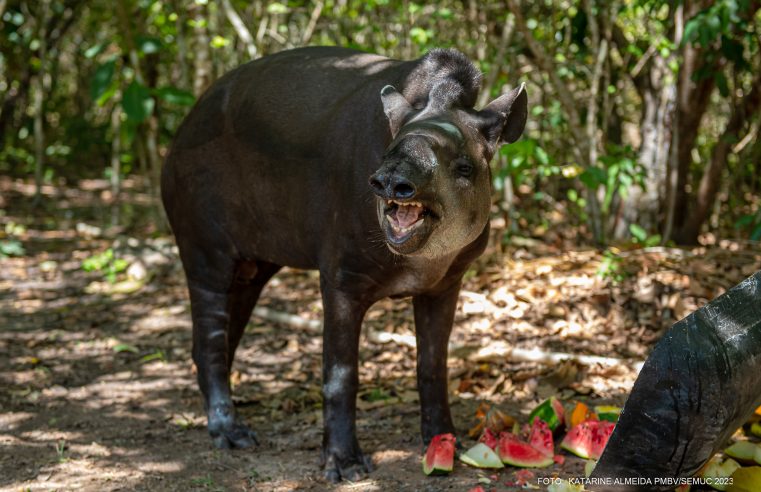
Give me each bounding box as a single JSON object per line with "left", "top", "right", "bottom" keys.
{"left": 454, "top": 158, "right": 474, "bottom": 178}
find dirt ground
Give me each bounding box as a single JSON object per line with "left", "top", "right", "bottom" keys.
{"left": 2, "top": 178, "right": 760, "bottom": 491}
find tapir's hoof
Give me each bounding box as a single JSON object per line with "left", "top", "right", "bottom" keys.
{"left": 207, "top": 403, "right": 259, "bottom": 449}
{"left": 210, "top": 422, "right": 259, "bottom": 449}
{"left": 322, "top": 450, "right": 373, "bottom": 483}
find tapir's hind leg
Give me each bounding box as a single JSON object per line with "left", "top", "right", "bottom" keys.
{"left": 226, "top": 261, "right": 281, "bottom": 370}
{"left": 187, "top": 259, "right": 280, "bottom": 449}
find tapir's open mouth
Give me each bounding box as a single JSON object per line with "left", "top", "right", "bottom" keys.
{"left": 379, "top": 198, "right": 438, "bottom": 254}
{"left": 386, "top": 200, "right": 428, "bottom": 236}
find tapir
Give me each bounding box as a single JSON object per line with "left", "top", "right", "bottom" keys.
{"left": 161, "top": 46, "right": 527, "bottom": 482}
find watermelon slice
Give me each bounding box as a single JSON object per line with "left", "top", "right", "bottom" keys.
{"left": 422, "top": 433, "right": 455, "bottom": 475}
{"left": 528, "top": 417, "right": 554, "bottom": 457}
{"left": 561, "top": 420, "right": 615, "bottom": 460}
{"left": 589, "top": 420, "right": 615, "bottom": 459}
{"left": 529, "top": 397, "right": 565, "bottom": 432}
{"left": 459, "top": 442, "right": 504, "bottom": 469}
{"left": 479, "top": 427, "right": 498, "bottom": 450}
{"left": 724, "top": 441, "right": 759, "bottom": 465}
{"left": 594, "top": 405, "right": 621, "bottom": 422}
{"left": 497, "top": 432, "right": 554, "bottom": 468}
{"left": 701, "top": 456, "right": 740, "bottom": 491}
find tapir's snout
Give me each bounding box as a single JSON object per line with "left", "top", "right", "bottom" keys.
{"left": 368, "top": 168, "right": 417, "bottom": 201}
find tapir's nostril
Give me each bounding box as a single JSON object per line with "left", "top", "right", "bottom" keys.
{"left": 391, "top": 176, "right": 416, "bottom": 200}
{"left": 369, "top": 173, "right": 387, "bottom": 195}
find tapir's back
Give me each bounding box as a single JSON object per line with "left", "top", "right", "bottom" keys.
{"left": 169, "top": 47, "right": 402, "bottom": 159}
{"left": 161, "top": 47, "right": 410, "bottom": 270}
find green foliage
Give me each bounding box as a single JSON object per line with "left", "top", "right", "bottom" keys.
{"left": 735, "top": 213, "right": 761, "bottom": 241}
{"left": 122, "top": 81, "right": 155, "bottom": 123}
{"left": 0, "top": 240, "right": 25, "bottom": 258}
{"left": 629, "top": 224, "right": 661, "bottom": 247}
{"left": 597, "top": 249, "right": 627, "bottom": 283}
{"left": 81, "top": 249, "right": 128, "bottom": 283}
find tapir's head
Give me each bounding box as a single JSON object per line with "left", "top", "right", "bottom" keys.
{"left": 369, "top": 66, "right": 527, "bottom": 258}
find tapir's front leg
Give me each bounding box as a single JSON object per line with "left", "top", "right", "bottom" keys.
{"left": 413, "top": 281, "right": 461, "bottom": 444}
{"left": 320, "top": 281, "right": 372, "bottom": 482}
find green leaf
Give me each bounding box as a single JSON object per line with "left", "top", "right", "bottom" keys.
{"left": 121, "top": 81, "right": 155, "bottom": 122}
{"left": 91, "top": 60, "right": 116, "bottom": 101}
{"left": 266, "top": 2, "right": 288, "bottom": 14}
{"left": 84, "top": 43, "right": 106, "bottom": 59}
{"left": 155, "top": 86, "right": 196, "bottom": 106}
{"left": 113, "top": 343, "right": 139, "bottom": 353}
{"left": 0, "top": 239, "right": 25, "bottom": 257}
{"left": 579, "top": 167, "right": 606, "bottom": 189}
{"left": 136, "top": 36, "right": 162, "bottom": 55}
{"left": 751, "top": 224, "right": 761, "bottom": 242}
{"left": 210, "top": 35, "right": 230, "bottom": 49}
{"left": 715, "top": 72, "right": 729, "bottom": 97}
{"left": 629, "top": 223, "right": 648, "bottom": 242}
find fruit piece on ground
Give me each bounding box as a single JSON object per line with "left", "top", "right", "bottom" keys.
{"left": 553, "top": 454, "right": 565, "bottom": 465}
{"left": 514, "top": 469, "right": 535, "bottom": 486}
{"left": 528, "top": 417, "right": 554, "bottom": 457}
{"left": 569, "top": 401, "right": 596, "bottom": 428}
{"left": 497, "top": 432, "right": 554, "bottom": 468}
{"left": 561, "top": 420, "right": 615, "bottom": 460}
{"left": 584, "top": 459, "right": 597, "bottom": 477}
{"left": 727, "top": 466, "right": 761, "bottom": 492}
{"left": 561, "top": 421, "right": 595, "bottom": 459}
{"left": 479, "top": 427, "right": 498, "bottom": 450}
{"left": 422, "top": 433, "right": 456, "bottom": 476}
{"left": 724, "top": 441, "right": 760, "bottom": 464}
{"left": 548, "top": 479, "right": 585, "bottom": 492}
{"left": 467, "top": 487, "right": 486, "bottom": 492}
{"left": 459, "top": 442, "right": 504, "bottom": 469}
{"left": 529, "top": 396, "right": 565, "bottom": 432}
{"left": 750, "top": 422, "right": 761, "bottom": 438}
{"left": 702, "top": 456, "right": 740, "bottom": 491}
{"left": 594, "top": 405, "right": 621, "bottom": 422}
{"left": 589, "top": 420, "right": 615, "bottom": 460}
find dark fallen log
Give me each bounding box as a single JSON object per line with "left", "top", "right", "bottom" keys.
{"left": 591, "top": 271, "right": 761, "bottom": 491}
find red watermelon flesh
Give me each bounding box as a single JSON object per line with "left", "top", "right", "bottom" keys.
{"left": 589, "top": 420, "right": 615, "bottom": 459}
{"left": 479, "top": 427, "right": 498, "bottom": 450}
{"left": 561, "top": 421, "right": 595, "bottom": 459}
{"left": 561, "top": 420, "right": 616, "bottom": 460}
{"left": 528, "top": 417, "right": 554, "bottom": 457}
{"left": 497, "top": 432, "right": 554, "bottom": 468}
{"left": 422, "top": 433, "right": 456, "bottom": 475}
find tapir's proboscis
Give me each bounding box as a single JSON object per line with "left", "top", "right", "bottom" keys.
{"left": 161, "top": 46, "right": 527, "bottom": 482}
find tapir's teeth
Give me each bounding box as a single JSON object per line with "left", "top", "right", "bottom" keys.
{"left": 387, "top": 217, "right": 424, "bottom": 235}
{"left": 389, "top": 200, "right": 423, "bottom": 207}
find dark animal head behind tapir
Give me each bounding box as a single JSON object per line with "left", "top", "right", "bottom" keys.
{"left": 370, "top": 49, "right": 527, "bottom": 258}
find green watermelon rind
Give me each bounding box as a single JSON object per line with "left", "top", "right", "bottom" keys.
{"left": 529, "top": 397, "right": 565, "bottom": 431}
{"left": 459, "top": 442, "right": 505, "bottom": 469}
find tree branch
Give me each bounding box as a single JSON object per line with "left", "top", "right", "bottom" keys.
{"left": 221, "top": 0, "right": 257, "bottom": 59}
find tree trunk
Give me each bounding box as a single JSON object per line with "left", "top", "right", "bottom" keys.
{"left": 33, "top": 0, "right": 51, "bottom": 204}
{"left": 191, "top": 2, "right": 213, "bottom": 97}
{"left": 673, "top": 72, "right": 761, "bottom": 244}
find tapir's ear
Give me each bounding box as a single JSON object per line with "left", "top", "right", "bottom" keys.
{"left": 478, "top": 83, "right": 527, "bottom": 146}
{"left": 380, "top": 85, "right": 413, "bottom": 137}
